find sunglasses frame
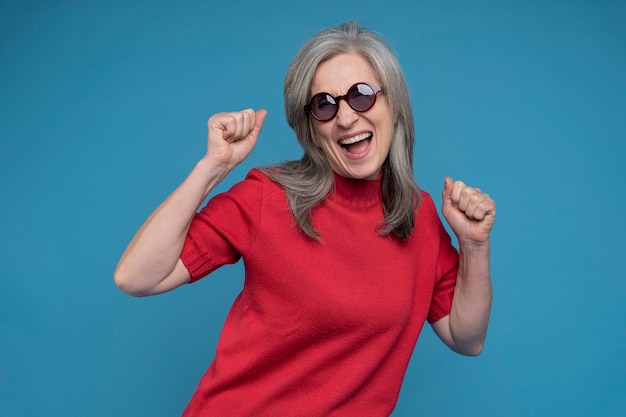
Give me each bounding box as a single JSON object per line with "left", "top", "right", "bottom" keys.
{"left": 304, "top": 82, "right": 384, "bottom": 122}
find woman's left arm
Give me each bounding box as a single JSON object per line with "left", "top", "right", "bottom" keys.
{"left": 431, "top": 177, "right": 496, "bottom": 356}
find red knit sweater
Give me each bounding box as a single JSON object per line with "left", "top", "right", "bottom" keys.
{"left": 180, "top": 169, "right": 458, "bottom": 417}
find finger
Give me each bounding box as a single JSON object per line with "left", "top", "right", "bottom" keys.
{"left": 467, "top": 193, "right": 496, "bottom": 221}
{"left": 207, "top": 112, "right": 227, "bottom": 137}
{"left": 480, "top": 195, "right": 496, "bottom": 219}
{"left": 223, "top": 109, "right": 255, "bottom": 142}
{"left": 238, "top": 108, "right": 265, "bottom": 139}
{"left": 465, "top": 193, "right": 488, "bottom": 220}
{"left": 220, "top": 115, "right": 235, "bottom": 140}
{"left": 459, "top": 186, "right": 480, "bottom": 212}
{"left": 231, "top": 109, "right": 253, "bottom": 141}
{"left": 442, "top": 177, "right": 455, "bottom": 211}
{"left": 471, "top": 200, "right": 491, "bottom": 221}
{"left": 208, "top": 112, "right": 237, "bottom": 141}
{"left": 252, "top": 109, "right": 268, "bottom": 137}
{"left": 441, "top": 177, "right": 457, "bottom": 216}
{"left": 235, "top": 109, "right": 267, "bottom": 142}
{"left": 450, "top": 180, "right": 467, "bottom": 206}
{"left": 442, "top": 177, "right": 454, "bottom": 198}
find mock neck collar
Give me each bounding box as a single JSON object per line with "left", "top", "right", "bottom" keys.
{"left": 330, "top": 171, "right": 382, "bottom": 209}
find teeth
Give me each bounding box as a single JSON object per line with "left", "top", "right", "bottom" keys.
{"left": 338, "top": 132, "right": 372, "bottom": 145}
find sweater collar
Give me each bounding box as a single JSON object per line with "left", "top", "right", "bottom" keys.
{"left": 331, "top": 171, "right": 382, "bottom": 209}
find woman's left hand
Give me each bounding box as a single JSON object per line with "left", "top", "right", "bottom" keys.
{"left": 441, "top": 177, "right": 496, "bottom": 246}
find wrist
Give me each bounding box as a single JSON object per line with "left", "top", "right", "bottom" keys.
{"left": 190, "top": 156, "right": 233, "bottom": 199}
{"left": 196, "top": 155, "right": 233, "bottom": 178}
{"left": 458, "top": 239, "right": 491, "bottom": 255}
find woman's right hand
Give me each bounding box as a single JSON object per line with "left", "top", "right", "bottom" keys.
{"left": 206, "top": 109, "right": 268, "bottom": 168}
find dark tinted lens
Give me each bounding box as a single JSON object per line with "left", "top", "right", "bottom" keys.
{"left": 311, "top": 93, "right": 337, "bottom": 121}
{"left": 306, "top": 83, "right": 380, "bottom": 121}
{"left": 348, "top": 83, "right": 376, "bottom": 111}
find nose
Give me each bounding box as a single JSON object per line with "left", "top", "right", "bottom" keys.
{"left": 335, "top": 99, "right": 358, "bottom": 127}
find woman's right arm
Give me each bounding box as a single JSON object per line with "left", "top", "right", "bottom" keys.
{"left": 114, "top": 109, "right": 267, "bottom": 297}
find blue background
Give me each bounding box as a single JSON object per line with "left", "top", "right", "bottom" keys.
{"left": 1, "top": 0, "right": 625, "bottom": 416}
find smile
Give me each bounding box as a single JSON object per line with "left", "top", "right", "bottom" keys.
{"left": 338, "top": 132, "right": 373, "bottom": 154}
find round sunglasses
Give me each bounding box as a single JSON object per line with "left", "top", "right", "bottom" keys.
{"left": 304, "top": 82, "right": 384, "bottom": 122}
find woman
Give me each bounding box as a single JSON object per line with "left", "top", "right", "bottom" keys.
{"left": 115, "top": 21, "right": 496, "bottom": 417}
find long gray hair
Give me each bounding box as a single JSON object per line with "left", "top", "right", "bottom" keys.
{"left": 263, "top": 21, "right": 420, "bottom": 241}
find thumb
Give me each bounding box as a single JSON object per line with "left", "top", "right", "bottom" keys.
{"left": 442, "top": 176, "right": 454, "bottom": 198}
{"left": 252, "top": 109, "right": 268, "bottom": 136}
{"left": 442, "top": 177, "right": 454, "bottom": 211}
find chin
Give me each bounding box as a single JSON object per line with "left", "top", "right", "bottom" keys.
{"left": 346, "top": 169, "right": 380, "bottom": 180}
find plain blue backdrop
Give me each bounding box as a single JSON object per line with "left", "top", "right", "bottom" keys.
{"left": 1, "top": 0, "right": 625, "bottom": 416}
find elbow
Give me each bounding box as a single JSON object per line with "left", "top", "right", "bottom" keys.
{"left": 454, "top": 339, "right": 485, "bottom": 357}
{"left": 113, "top": 268, "right": 150, "bottom": 297}
{"left": 461, "top": 342, "right": 485, "bottom": 357}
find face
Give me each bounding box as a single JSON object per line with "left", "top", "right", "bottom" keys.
{"left": 309, "top": 52, "right": 394, "bottom": 180}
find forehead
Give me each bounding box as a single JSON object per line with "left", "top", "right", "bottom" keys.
{"left": 310, "top": 52, "right": 380, "bottom": 94}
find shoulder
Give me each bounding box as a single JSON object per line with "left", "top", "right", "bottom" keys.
{"left": 227, "top": 168, "right": 277, "bottom": 192}
{"left": 199, "top": 168, "right": 286, "bottom": 223}
{"left": 202, "top": 169, "right": 271, "bottom": 209}
{"left": 412, "top": 189, "right": 446, "bottom": 235}
{"left": 217, "top": 168, "right": 285, "bottom": 204}
{"left": 242, "top": 167, "right": 281, "bottom": 185}
{"left": 417, "top": 189, "right": 438, "bottom": 216}
{"left": 410, "top": 190, "right": 456, "bottom": 254}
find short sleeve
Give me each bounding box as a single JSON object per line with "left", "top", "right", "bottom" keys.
{"left": 427, "top": 218, "right": 459, "bottom": 323}
{"left": 180, "top": 169, "right": 265, "bottom": 282}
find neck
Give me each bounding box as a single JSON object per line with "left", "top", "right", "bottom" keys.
{"left": 331, "top": 171, "right": 382, "bottom": 209}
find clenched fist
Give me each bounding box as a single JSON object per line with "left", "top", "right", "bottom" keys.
{"left": 441, "top": 177, "right": 496, "bottom": 246}
{"left": 206, "top": 108, "right": 267, "bottom": 168}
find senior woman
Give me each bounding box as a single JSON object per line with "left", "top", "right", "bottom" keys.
{"left": 115, "top": 21, "right": 496, "bottom": 417}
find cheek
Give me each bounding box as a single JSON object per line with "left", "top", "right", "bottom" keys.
{"left": 311, "top": 124, "right": 330, "bottom": 147}
{"left": 376, "top": 120, "right": 394, "bottom": 145}
{"left": 309, "top": 121, "right": 320, "bottom": 145}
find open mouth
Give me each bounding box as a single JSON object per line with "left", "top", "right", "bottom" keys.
{"left": 338, "top": 132, "right": 373, "bottom": 154}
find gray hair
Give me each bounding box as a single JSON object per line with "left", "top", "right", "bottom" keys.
{"left": 263, "top": 21, "right": 420, "bottom": 240}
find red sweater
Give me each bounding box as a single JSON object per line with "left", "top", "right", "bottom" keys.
{"left": 180, "top": 169, "right": 458, "bottom": 417}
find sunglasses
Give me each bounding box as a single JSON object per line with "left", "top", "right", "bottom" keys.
{"left": 304, "top": 82, "right": 384, "bottom": 122}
